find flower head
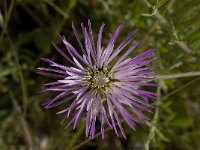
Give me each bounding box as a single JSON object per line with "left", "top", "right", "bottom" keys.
{"left": 38, "top": 20, "right": 158, "bottom": 139}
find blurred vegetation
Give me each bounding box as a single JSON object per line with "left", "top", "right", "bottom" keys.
{"left": 0, "top": 0, "right": 200, "bottom": 150}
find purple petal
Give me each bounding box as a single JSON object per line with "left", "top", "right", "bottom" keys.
{"left": 72, "top": 22, "right": 86, "bottom": 55}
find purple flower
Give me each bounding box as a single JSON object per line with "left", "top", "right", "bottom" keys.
{"left": 38, "top": 20, "right": 158, "bottom": 139}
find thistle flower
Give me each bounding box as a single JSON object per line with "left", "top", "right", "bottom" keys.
{"left": 38, "top": 20, "right": 158, "bottom": 139}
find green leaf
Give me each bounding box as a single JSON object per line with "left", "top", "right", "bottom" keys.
{"left": 172, "top": 118, "right": 193, "bottom": 129}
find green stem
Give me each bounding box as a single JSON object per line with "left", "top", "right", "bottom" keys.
{"left": 155, "top": 71, "right": 200, "bottom": 80}
{"left": 0, "top": 0, "right": 15, "bottom": 44}
{"left": 6, "top": 32, "right": 28, "bottom": 116}
{"left": 65, "top": 121, "right": 85, "bottom": 150}
{"left": 144, "top": 85, "right": 161, "bottom": 150}
{"left": 9, "top": 91, "right": 33, "bottom": 149}
{"left": 142, "top": 0, "right": 195, "bottom": 54}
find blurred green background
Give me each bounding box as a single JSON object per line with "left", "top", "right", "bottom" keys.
{"left": 0, "top": 0, "right": 200, "bottom": 150}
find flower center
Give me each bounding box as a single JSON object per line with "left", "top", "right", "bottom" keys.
{"left": 92, "top": 71, "right": 109, "bottom": 89}
{"left": 85, "top": 67, "right": 112, "bottom": 93}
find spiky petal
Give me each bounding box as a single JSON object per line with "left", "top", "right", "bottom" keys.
{"left": 38, "top": 20, "right": 158, "bottom": 139}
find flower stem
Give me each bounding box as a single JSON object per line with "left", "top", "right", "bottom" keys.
{"left": 155, "top": 71, "right": 200, "bottom": 80}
